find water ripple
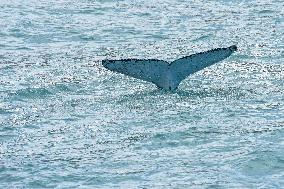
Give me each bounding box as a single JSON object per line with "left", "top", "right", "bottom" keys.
{"left": 1, "top": 0, "right": 284, "bottom": 188}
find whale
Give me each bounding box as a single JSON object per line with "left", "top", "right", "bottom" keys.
{"left": 102, "top": 45, "right": 237, "bottom": 90}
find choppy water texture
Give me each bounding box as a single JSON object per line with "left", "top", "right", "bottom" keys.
{"left": 0, "top": 0, "right": 284, "bottom": 188}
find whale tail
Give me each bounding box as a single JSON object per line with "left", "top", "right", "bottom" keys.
{"left": 102, "top": 45, "right": 237, "bottom": 90}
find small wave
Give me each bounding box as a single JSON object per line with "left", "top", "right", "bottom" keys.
{"left": 0, "top": 108, "right": 12, "bottom": 115}
{"left": 51, "top": 83, "right": 73, "bottom": 93}
{"left": 242, "top": 150, "right": 284, "bottom": 177}
{"left": 10, "top": 87, "right": 52, "bottom": 100}
{"left": 258, "top": 10, "right": 275, "bottom": 14}
{"left": 7, "top": 82, "right": 86, "bottom": 101}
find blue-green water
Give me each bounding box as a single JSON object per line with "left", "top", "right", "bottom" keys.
{"left": 1, "top": 0, "right": 284, "bottom": 188}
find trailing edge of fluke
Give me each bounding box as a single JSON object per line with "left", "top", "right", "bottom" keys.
{"left": 102, "top": 45, "right": 237, "bottom": 90}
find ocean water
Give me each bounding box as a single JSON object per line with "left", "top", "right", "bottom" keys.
{"left": 0, "top": 0, "right": 284, "bottom": 188}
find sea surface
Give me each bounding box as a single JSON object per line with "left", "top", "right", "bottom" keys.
{"left": 0, "top": 0, "right": 284, "bottom": 188}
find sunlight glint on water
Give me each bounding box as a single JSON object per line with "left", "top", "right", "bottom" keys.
{"left": 0, "top": 0, "right": 284, "bottom": 188}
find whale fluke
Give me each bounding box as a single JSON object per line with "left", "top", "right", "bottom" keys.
{"left": 102, "top": 45, "right": 237, "bottom": 90}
